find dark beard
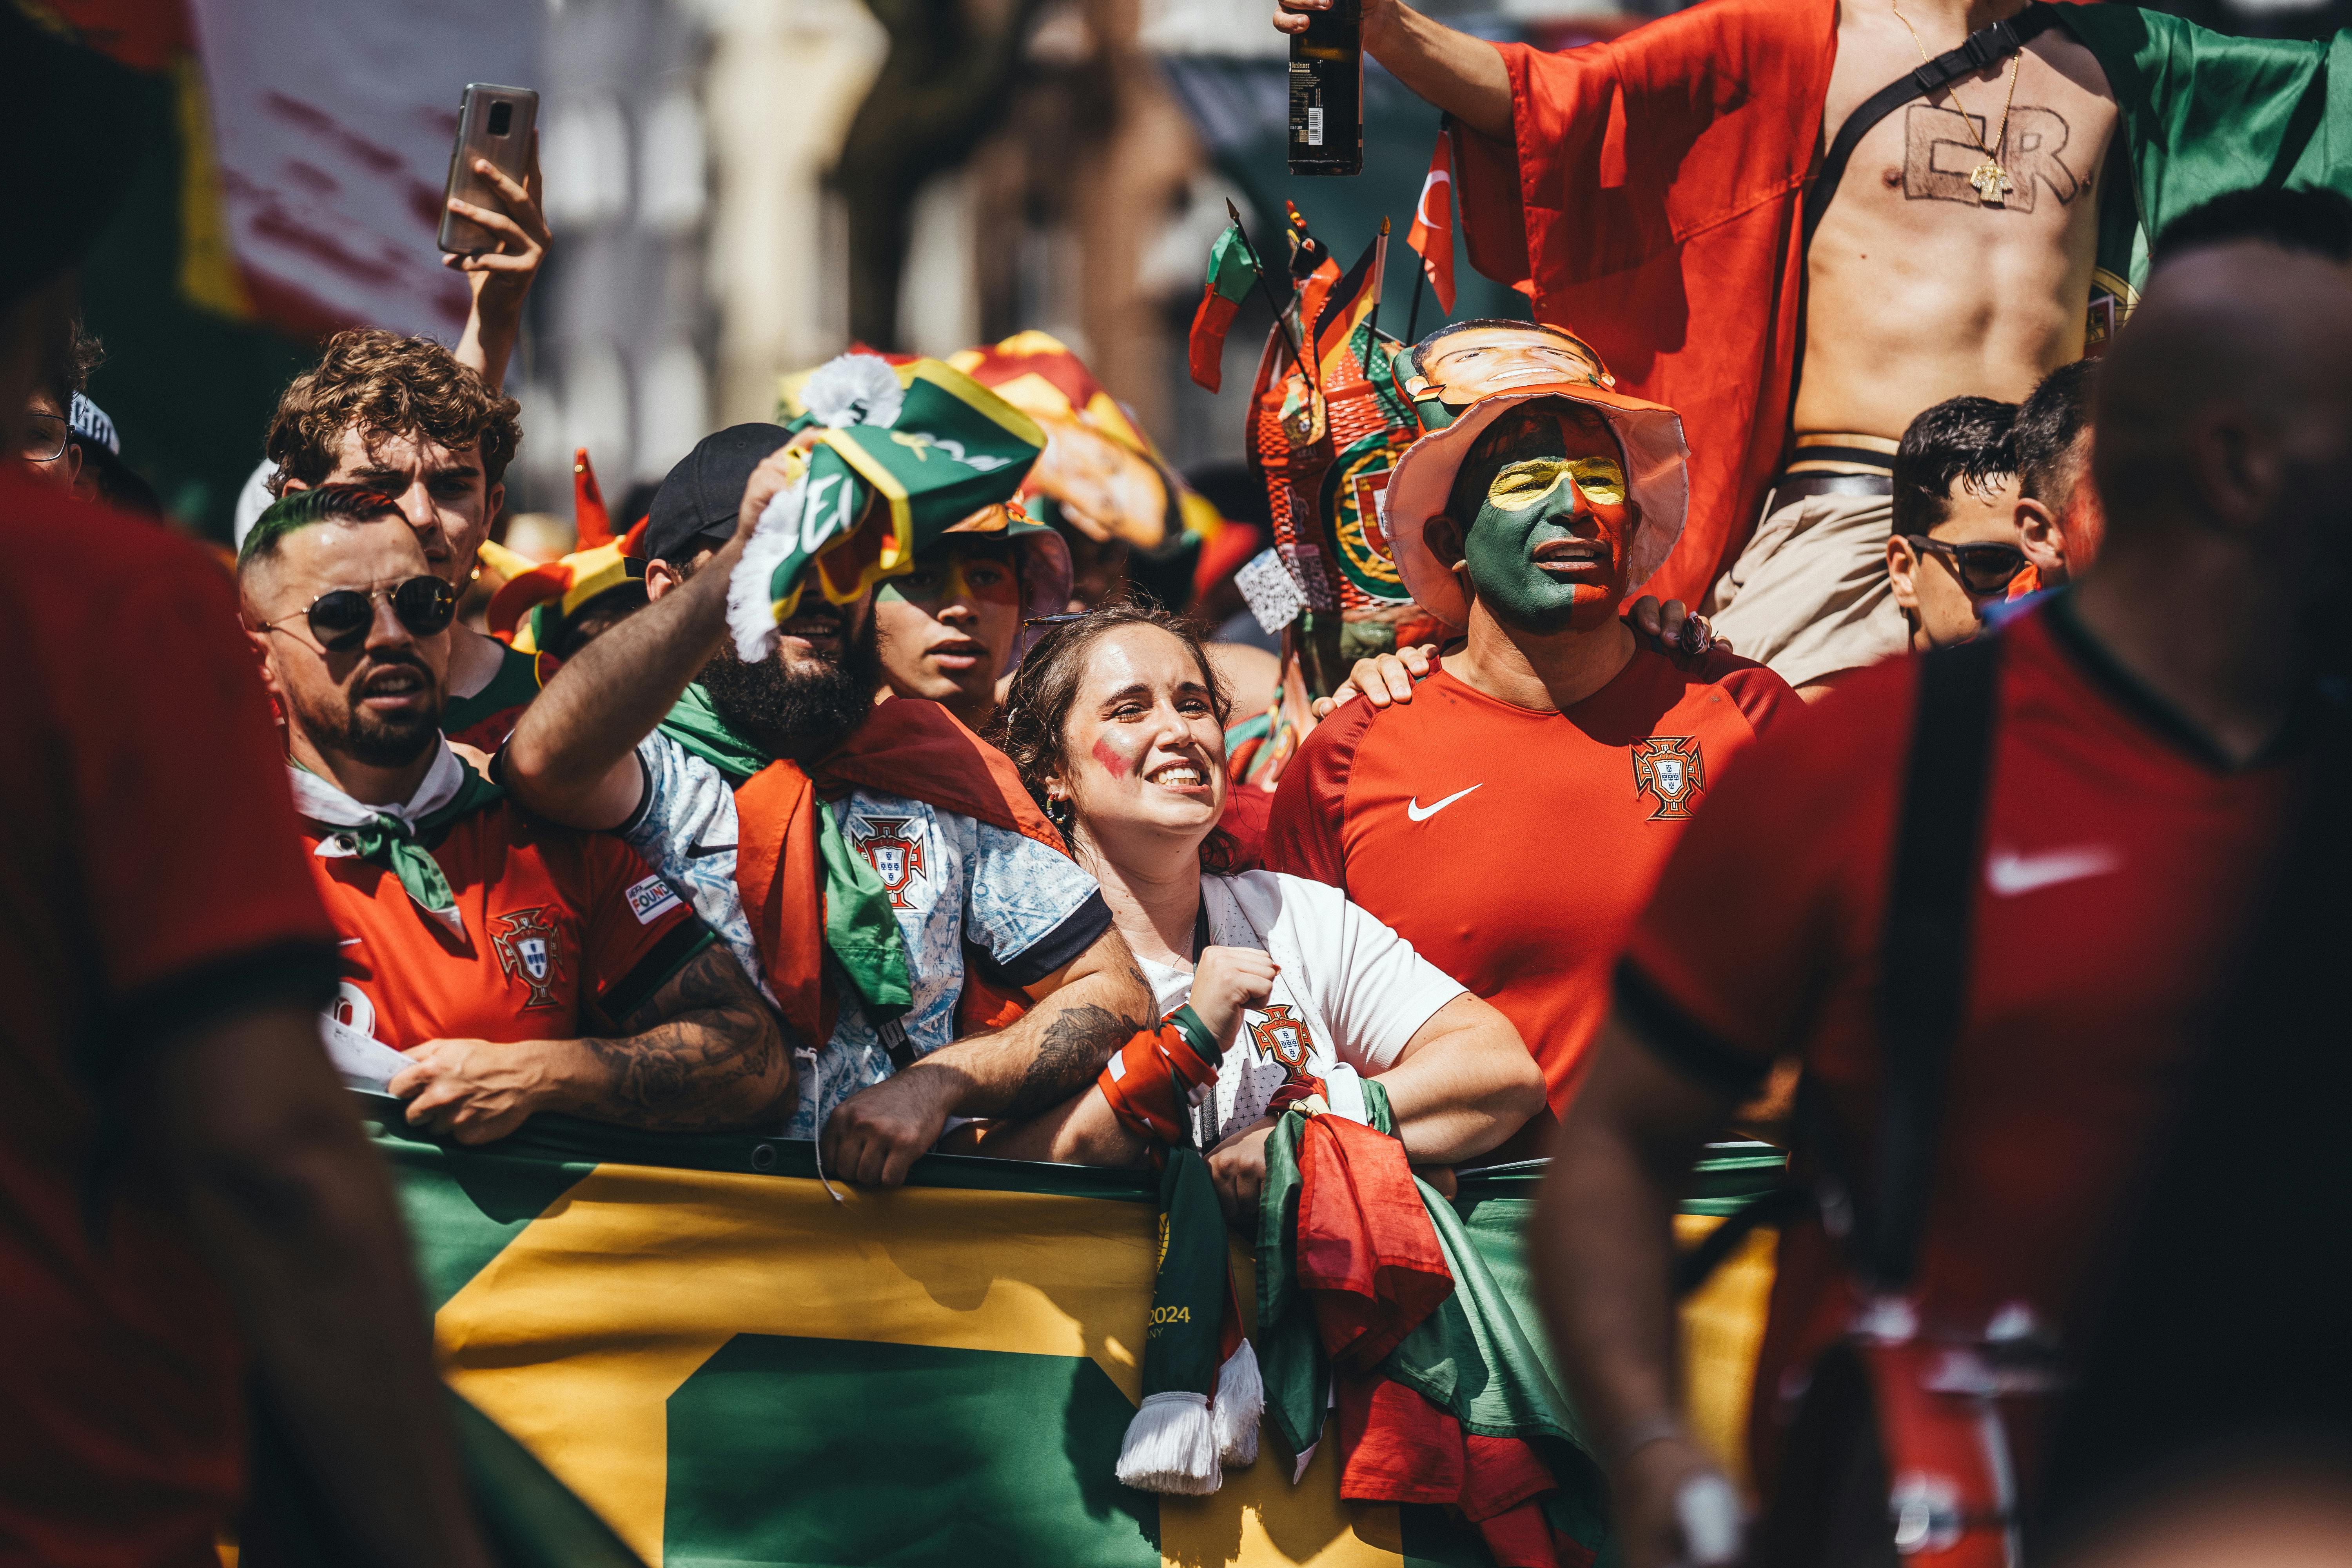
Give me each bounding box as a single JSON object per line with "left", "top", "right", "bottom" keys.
{"left": 697, "top": 615, "right": 880, "bottom": 764}
{"left": 297, "top": 660, "right": 442, "bottom": 769}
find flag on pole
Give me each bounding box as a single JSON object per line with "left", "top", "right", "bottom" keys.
{"left": 1406, "top": 128, "right": 1457, "bottom": 318}
{"left": 1309, "top": 226, "right": 1385, "bottom": 382}
{"left": 1188, "top": 223, "right": 1263, "bottom": 393}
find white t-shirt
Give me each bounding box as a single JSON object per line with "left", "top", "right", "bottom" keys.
{"left": 1136, "top": 870, "right": 1466, "bottom": 1147}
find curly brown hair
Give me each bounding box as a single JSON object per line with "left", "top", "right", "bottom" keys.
{"left": 992, "top": 603, "right": 1239, "bottom": 874}
{"left": 264, "top": 328, "right": 522, "bottom": 496}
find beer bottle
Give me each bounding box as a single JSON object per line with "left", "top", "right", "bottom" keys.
{"left": 1287, "top": 0, "right": 1362, "bottom": 177}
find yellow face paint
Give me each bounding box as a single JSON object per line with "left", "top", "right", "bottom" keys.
{"left": 1484, "top": 456, "right": 1627, "bottom": 512}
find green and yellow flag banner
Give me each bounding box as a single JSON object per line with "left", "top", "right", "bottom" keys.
{"left": 365, "top": 1096, "right": 1784, "bottom": 1567}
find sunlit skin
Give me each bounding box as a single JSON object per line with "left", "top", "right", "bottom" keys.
{"left": 285, "top": 427, "right": 508, "bottom": 699}
{"left": 2018, "top": 428, "right": 2104, "bottom": 588}
{"left": 1407, "top": 325, "right": 1612, "bottom": 406}
{"left": 1887, "top": 471, "right": 2027, "bottom": 650}
{"left": 871, "top": 542, "right": 1024, "bottom": 731}
{"left": 241, "top": 519, "right": 451, "bottom": 804}
{"left": 1440, "top": 403, "right": 1633, "bottom": 636}
{"left": 1030, "top": 414, "right": 1168, "bottom": 546}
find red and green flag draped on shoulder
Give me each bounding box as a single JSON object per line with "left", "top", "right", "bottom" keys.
{"left": 1449, "top": 0, "right": 2352, "bottom": 607}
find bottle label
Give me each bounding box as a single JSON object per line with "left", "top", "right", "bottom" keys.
{"left": 1308, "top": 106, "right": 1324, "bottom": 146}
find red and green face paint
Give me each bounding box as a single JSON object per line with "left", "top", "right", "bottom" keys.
{"left": 1091, "top": 736, "right": 1135, "bottom": 779}
{"left": 1447, "top": 402, "right": 1631, "bottom": 633}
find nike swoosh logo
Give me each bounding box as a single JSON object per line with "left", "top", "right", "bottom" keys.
{"left": 1406, "top": 784, "right": 1483, "bottom": 822}
{"left": 686, "top": 840, "right": 738, "bottom": 859}
{"left": 1986, "top": 846, "right": 2121, "bottom": 897}
{"left": 337, "top": 937, "right": 364, "bottom": 947}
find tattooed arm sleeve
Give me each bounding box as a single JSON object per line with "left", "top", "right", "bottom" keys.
{"left": 899, "top": 924, "right": 1158, "bottom": 1120}
{"left": 574, "top": 942, "right": 791, "bottom": 1131}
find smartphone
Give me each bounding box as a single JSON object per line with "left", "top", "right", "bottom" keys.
{"left": 437, "top": 83, "right": 539, "bottom": 254}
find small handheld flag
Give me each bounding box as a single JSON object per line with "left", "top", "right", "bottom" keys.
{"left": 1406, "top": 126, "right": 1457, "bottom": 324}
{"left": 1187, "top": 223, "right": 1263, "bottom": 394}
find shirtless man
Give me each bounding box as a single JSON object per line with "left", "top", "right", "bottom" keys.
{"left": 1273, "top": 0, "right": 2345, "bottom": 696}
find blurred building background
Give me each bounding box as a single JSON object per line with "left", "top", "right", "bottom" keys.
{"left": 57, "top": 0, "right": 2351, "bottom": 542}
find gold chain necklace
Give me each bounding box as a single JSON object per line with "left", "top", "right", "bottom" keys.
{"left": 1890, "top": 0, "right": 2022, "bottom": 206}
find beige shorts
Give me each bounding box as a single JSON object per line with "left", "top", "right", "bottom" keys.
{"left": 1704, "top": 489, "right": 1908, "bottom": 690}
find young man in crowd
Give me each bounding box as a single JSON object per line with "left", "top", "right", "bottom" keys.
{"left": 871, "top": 507, "right": 1070, "bottom": 733}
{"left": 265, "top": 330, "right": 546, "bottom": 749}
{"left": 506, "top": 419, "right": 1156, "bottom": 1187}
{"left": 2012, "top": 360, "right": 2100, "bottom": 590}
{"left": 1276, "top": 0, "right": 2352, "bottom": 700}
{"left": 1885, "top": 395, "right": 2031, "bottom": 653}
{"left": 240, "top": 485, "right": 788, "bottom": 1143}
{"left": 1, "top": 12, "right": 495, "bottom": 1556}
{"left": 1533, "top": 200, "right": 2352, "bottom": 1568}
{"left": 1265, "top": 381, "right": 1793, "bottom": 1129}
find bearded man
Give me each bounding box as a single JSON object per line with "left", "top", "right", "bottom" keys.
{"left": 240, "top": 485, "right": 786, "bottom": 1143}
{"left": 506, "top": 414, "right": 1155, "bottom": 1187}
{"left": 1265, "top": 379, "right": 1793, "bottom": 1123}
{"left": 1276, "top": 0, "right": 2352, "bottom": 698}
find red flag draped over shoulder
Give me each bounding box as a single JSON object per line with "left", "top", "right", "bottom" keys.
{"left": 1451, "top": 0, "right": 1837, "bottom": 608}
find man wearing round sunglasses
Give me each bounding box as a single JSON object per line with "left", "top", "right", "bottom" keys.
{"left": 1885, "top": 395, "right": 2031, "bottom": 655}
{"left": 238, "top": 485, "right": 790, "bottom": 1146}
{"left": 872, "top": 507, "right": 1072, "bottom": 732}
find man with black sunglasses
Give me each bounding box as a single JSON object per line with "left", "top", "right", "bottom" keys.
{"left": 238, "top": 485, "right": 792, "bottom": 1146}
{"left": 1885, "top": 395, "right": 2031, "bottom": 658}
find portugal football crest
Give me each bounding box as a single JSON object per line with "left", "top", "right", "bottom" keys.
{"left": 853, "top": 817, "right": 926, "bottom": 909}
{"left": 1247, "top": 1004, "right": 1316, "bottom": 1071}
{"left": 488, "top": 906, "right": 569, "bottom": 1010}
{"left": 1631, "top": 736, "right": 1706, "bottom": 821}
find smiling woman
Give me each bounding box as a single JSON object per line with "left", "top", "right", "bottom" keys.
{"left": 979, "top": 604, "right": 1545, "bottom": 1214}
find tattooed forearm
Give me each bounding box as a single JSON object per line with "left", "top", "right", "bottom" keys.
{"left": 578, "top": 944, "right": 789, "bottom": 1130}
{"left": 1006, "top": 1001, "right": 1154, "bottom": 1118}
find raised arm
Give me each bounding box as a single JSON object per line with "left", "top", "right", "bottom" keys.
{"left": 447, "top": 132, "right": 549, "bottom": 394}
{"left": 134, "top": 1003, "right": 494, "bottom": 1568}
{"left": 506, "top": 448, "right": 793, "bottom": 828}
{"left": 392, "top": 942, "right": 790, "bottom": 1143}
{"left": 1271, "top": 0, "right": 1512, "bottom": 141}
{"left": 823, "top": 924, "right": 1158, "bottom": 1185}
{"left": 1535, "top": 1009, "right": 1742, "bottom": 1568}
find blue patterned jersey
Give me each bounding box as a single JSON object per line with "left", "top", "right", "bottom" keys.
{"left": 621, "top": 732, "right": 1108, "bottom": 1135}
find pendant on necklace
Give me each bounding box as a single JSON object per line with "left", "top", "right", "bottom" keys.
{"left": 1969, "top": 160, "right": 2014, "bottom": 207}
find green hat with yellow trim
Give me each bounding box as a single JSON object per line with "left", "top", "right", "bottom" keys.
{"left": 729, "top": 353, "right": 1045, "bottom": 661}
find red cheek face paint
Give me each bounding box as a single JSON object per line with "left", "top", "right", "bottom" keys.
{"left": 1091, "top": 737, "right": 1132, "bottom": 779}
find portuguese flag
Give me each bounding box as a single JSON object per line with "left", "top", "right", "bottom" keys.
{"left": 362, "top": 1094, "right": 1786, "bottom": 1566}
{"left": 1189, "top": 223, "right": 1263, "bottom": 394}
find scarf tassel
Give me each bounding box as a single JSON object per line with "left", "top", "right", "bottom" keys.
{"left": 1216, "top": 1335, "right": 1264, "bottom": 1466}
{"left": 1118, "top": 1391, "right": 1223, "bottom": 1494}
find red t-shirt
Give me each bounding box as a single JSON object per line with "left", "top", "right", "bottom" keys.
{"left": 0, "top": 476, "right": 338, "bottom": 1566}
{"left": 1264, "top": 645, "right": 1791, "bottom": 1111}
{"left": 303, "top": 806, "right": 708, "bottom": 1048}
{"left": 1619, "top": 600, "right": 2301, "bottom": 1478}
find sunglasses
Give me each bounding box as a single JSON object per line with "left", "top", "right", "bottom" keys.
{"left": 1902, "top": 535, "right": 2029, "bottom": 597}
{"left": 262, "top": 575, "right": 458, "bottom": 652}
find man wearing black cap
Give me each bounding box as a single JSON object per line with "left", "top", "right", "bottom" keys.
{"left": 0, "top": 11, "right": 493, "bottom": 1565}
{"left": 510, "top": 397, "right": 1155, "bottom": 1188}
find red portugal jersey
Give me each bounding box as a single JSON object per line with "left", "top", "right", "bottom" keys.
{"left": 303, "top": 806, "right": 709, "bottom": 1048}
{"left": 1619, "top": 598, "right": 2304, "bottom": 1481}
{"left": 1264, "top": 645, "right": 1791, "bottom": 1112}
{"left": 0, "top": 475, "right": 338, "bottom": 1566}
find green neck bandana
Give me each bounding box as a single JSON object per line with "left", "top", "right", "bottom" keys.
{"left": 290, "top": 750, "right": 505, "bottom": 935}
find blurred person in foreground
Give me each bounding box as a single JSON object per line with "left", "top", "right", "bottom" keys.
{"left": 969, "top": 604, "right": 1543, "bottom": 1212}
{"left": 1264, "top": 375, "right": 1793, "bottom": 1138}
{"left": 506, "top": 365, "right": 1154, "bottom": 1187}
{"left": 1884, "top": 395, "right": 2031, "bottom": 651}
{"left": 1531, "top": 191, "right": 2352, "bottom": 1568}
{"left": 239, "top": 486, "right": 786, "bottom": 1145}
{"left": 0, "top": 14, "right": 493, "bottom": 1561}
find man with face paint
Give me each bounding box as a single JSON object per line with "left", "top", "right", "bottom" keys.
{"left": 871, "top": 508, "right": 1072, "bottom": 732}
{"left": 1265, "top": 382, "right": 1794, "bottom": 1120}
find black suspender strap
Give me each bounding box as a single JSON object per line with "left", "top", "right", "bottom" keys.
{"left": 1869, "top": 633, "right": 2004, "bottom": 1291}
{"left": 1802, "top": 2, "right": 2060, "bottom": 249}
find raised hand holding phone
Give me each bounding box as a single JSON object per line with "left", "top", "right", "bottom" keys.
{"left": 440, "top": 85, "right": 546, "bottom": 392}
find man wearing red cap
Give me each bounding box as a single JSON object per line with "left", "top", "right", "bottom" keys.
{"left": 1265, "top": 365, "right": 1794, "bottom": 1125}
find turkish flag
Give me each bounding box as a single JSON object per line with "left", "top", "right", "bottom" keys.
{"left": 1405, "top": 127, "right": 1457, "bottom": 318}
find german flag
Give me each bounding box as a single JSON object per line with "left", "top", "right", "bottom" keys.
{"left": 1310, "top": 222, "right": 1387, "bottom": 385}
